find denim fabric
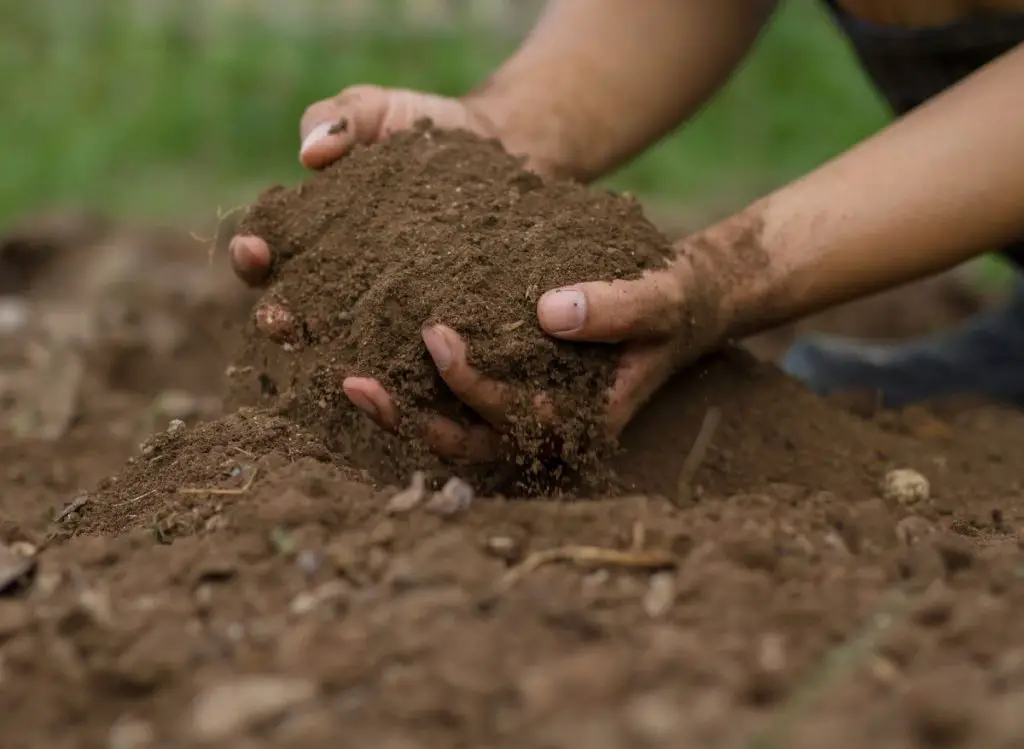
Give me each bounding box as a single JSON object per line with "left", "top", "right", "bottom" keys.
{"left": 781, "top": 280, "right": 1024, "bottom": 406}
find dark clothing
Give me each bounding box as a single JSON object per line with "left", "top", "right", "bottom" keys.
{"left": 779, "top": 4, "right": 1024, "bottom": 407}
{"left": 821, "top": 0, "right": 1024, "bottom": 266}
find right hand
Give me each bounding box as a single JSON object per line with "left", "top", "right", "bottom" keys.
{"left": 229, "top": 84, "right": 503, "bottom": 287}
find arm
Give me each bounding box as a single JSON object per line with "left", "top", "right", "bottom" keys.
{"left": 688, "top": 41, "right": 1024, "bottom": 341}
{"left": 467, "top": 0, "right": 777, "bottom": 182}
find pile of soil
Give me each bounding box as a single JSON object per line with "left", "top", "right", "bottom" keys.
{"left": 231, "top": 123, "right": 676, "bottom": 491}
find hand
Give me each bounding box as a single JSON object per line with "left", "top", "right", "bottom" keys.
{"left": 229, "top": 84, "right": 508, "bottom": 286}
{"left": 340, "top": 254, "right": 713, "bottom": 462}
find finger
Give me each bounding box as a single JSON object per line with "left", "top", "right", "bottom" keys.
{"left": 298, "top": 86, "right": 390, "bottom": 170}
{"left": 604, "top": 346, "right": 677, "bottom": 437}
{"left": 422, "top": 324, "right": 550, "bottom": 429}
{"left": 254, "top": 301, "right": 297, "bottom": 344}
{"left": 421, "top": 418, "right": 503, "bottom": 463}
{"left": 229, "top": 235, "right": 272, "bottom": 287}
{"left": 343, "top": 376, "right": 501, "bottom": 462}
{"left": 537, "top": 268, "right": 685, "bottom": 343}
{"left": 342, "top": 377, "right": 401, "bottom": 431}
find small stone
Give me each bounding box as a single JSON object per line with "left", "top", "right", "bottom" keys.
{"left": 425, "top": 476, "right": 474, "bottom": 516}
{"left": 190, "top": 676, "right": 318, "bottom": 742}
{"left": 296, "top": 550, "right": 321, "bottom": 576}
{"left": 166, "top": 419, "right": 186, "bottom": 435}
{"left": 642, "top": 573, "right": 676, "bottom": 618}
{"left": 484, "top": 536, "right": 522, "bottom": 562}
{"left": 385, "top": 472, "right": 427, "bottom": 515}
{"left": 289, "top": 580, "right": 349, "bottom": 615}
{"left": 0, "top": 298, "right": 28, "bottom": 333}
{"left": 107, "top": 715, "right": 154, "bottom": 749}
{"left": 0, "top": 543, "right": 36, "bottom": 595}
{"left": 868, "top": 656, "right": 901, "bottom": 688}
{"left": 882, "top": 469, "right": 930, "bottom": 505}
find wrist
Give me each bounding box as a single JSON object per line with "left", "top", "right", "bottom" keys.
{"left": 460, "top": 83, "right": 579, "bottom": 181}
{"left": 672, "top": 199, "right": 782, "bottom": 346}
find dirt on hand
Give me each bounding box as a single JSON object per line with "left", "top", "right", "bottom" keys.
{"left": 230, "top": 122, "right": 675, "bottom": 493}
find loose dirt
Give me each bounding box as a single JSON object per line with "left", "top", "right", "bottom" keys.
{"left": 231, "top": 124, "right": 676, "bottom": 492}
{"left": 1, "top": 138, "right": 1024, "bottom": 749}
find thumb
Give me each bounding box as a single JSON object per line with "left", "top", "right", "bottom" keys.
{"left": 298, "top": 85, "right": 391, "bottom": 169}
{"left": 536, "top": 268, "right": 686, "bottom": 343}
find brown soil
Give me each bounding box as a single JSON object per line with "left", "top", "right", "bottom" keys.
{"left": 231, "top": 124, "right": 675, "bottom": 492}
{"left": 2, "top": 168, "right": 1024, "bottom": 749}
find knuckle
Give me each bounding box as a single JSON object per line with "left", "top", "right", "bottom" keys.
{"left": 300, "top": 100, "right": 340, "bottom": 139}
{"left": 334, "top": 84, "right": 384, "bottom": 107}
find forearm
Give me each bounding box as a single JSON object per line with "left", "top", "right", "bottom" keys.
{"left": 466, "top": 0, "right": 775, "bottom": 182}
{"left": 688, "top": 41, "right": 1024, "bottom": 341}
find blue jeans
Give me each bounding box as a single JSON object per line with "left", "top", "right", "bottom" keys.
{"left": 780, "top": 279, "right": 1024, "bottom": 408}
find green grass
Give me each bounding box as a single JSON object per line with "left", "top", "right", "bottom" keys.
{"left": 1, "top": 0, "right": 890, "bottom": 224}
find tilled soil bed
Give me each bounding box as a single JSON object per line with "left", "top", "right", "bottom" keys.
{"left": 1, "top": 135, "right": 1024, "bottom": 749}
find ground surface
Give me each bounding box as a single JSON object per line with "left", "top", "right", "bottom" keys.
{"left": 1, "top": 205, "right": 1024, "bottom": 749}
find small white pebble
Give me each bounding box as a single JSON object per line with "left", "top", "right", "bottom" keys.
{"left": 642, "top": 572, "right": 676, "bottom": 618}
{"left": 107, "top": 715, "right": 154, "bottom": 749}
{"left": 385, "top": 471, "right": 427, "bottom": 515}
{"left": 166, "top": 419, "right": 186, "bottom": 434}
{"left": 882, "top": 468, "right": 931, "bottom": 505}
{"left": 0, "top": 298, "right": 28, "bottom": 333}
{"left": 190, "top": 676, "right": 317, "bottom": 742}
{"left": 425, "top": 476, "right": 474, "bottom": 516}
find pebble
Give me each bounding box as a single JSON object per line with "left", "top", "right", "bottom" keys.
{"left": 190, "top": 676, "right": 317, "bottom": 742}
{"left": 642, "top": 573, "right": 676, "bottom": 618}
{"left": 0, "top": 297, "right": 28, "bottom": 333}
{"left": 289, "top": 580, "right": 349, "bottom": 615}
{"left": 882, "top": 468, "right": 930, "bottom": 505}
{"left": 425, "top": 477, "right": 474, "bottom": 516}
{"left": 484, "top": 536, "right": 522, "bottom": 562}
{"left": 385, "top": 472, "right": 427, "bottom": 515}
{"left": 107, "top": 715, "right": 154, "bottom": 749}
{"left": 0, "top": 543, "right": 36, "bottom": 595}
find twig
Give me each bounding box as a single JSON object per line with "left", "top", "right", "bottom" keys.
{"left": 189, "top": 204, "right": 246, "bottom": 263}
{"left": 55, "top": 495, "right": 89, "bottom": 522}
{"left": 178, "top": 467, "right": 259, "bottom": 496}
{"left": 492, "top": 545, "right": 677, "bottom": 598}
{"left": 631, "top": 519, "right": 646, "bottom": 551}
{"left": 229, "top": 445, "right": 257, "bottom": 459}
{"left": 675, "top": 406, "right": 722, "bottom": 506}
{"left": 116, "top": 488, "right": 157, "bottom": 508}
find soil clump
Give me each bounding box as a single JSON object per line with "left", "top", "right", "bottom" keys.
{"left": 232, "top": 123, "right": 675, "bottom": 492}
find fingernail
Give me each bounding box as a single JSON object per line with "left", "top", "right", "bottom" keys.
{"left": 229, "top": 237, "right": 251, "bottom": 268}
{"left": 422, "top": 327, "right": 453, "bottom": 371}
{"left": 539, "top": 289, "right": 586, "bottom": 333}
{"left": 346, "top": 389, "right": 378, "bottom": 418}
{"left": 300, "top": 122, "right": 334, "bottom": 157}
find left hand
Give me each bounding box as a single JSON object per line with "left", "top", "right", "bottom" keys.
{"left": 255, "top": 254, "right": 716, "bottom": 462}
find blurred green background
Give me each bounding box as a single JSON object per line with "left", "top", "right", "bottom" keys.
{"left": 0, "top": 0, "right": 895, "bottom": 226}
